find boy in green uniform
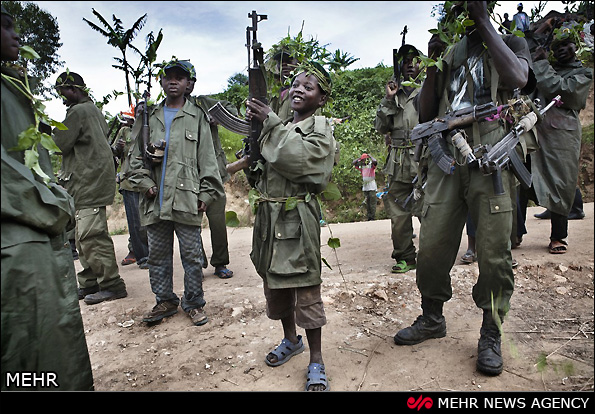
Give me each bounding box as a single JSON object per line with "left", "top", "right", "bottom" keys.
{"left": 128, "top": 59, "right": 224, "bottom": 326}
{"left": 374, "top": 44, "right": 423, "bottom": 273}
{"left": 1, "top": 6, "right": 93, "bottom": 390}
{"left": 245, "top": 63, "right": 335, "bottom": 391}
{"left": 53, "top": 71, "right": 127, "bottom": 305}
{"left": 394, "top": 2, "right": 536, "bottom": 376}
{"left": 182, "top": 61, "right": 235, "bottom": 279}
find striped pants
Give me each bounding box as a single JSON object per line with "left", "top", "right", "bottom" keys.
{"left": 147, "top": 220, "right": 206, "bottom": 312}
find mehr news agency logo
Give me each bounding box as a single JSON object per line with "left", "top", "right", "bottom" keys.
{"left": 406, "top": 394, "right": 591, "bottom": 410}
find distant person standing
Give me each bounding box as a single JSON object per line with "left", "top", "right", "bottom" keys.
{"left": 53, "top": 71, "right": 128, "bottom": 305}
{"left": 112, "top": 110, "right": 150, "bottom": 269}
{"left": 374, "top": 44, "right": 423, "bottom": 274}
{"left": 352, "top": 153, "right": 378, "bottom": 221}
{"left": 499, "top": 13, "right": 512, "bottom": 34}
{"left": 530, "top": 27, "right": 593, "bottom": 254}
{"left": 513, "top": 3, "right": 531, "bottom": 32}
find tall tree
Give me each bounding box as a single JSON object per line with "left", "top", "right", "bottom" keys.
{"left": 2, "top": 0, "right": 64, "bottom": 99}
{"left": 83, "top": 9, "right": 146, "bottom": 107}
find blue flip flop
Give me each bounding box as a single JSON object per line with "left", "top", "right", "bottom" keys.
{"left": 305, "top": 363, "right": 329, "bottom": 391}
{"left": 214, "top": 267, "right": 234, "bottom": 279}
{"left": 265, "top": 335, "right": 305, "bottom": 367}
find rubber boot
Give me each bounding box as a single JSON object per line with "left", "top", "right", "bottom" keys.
{"left": 476, "top": 310, "right": 503, "bottom": 375}
{"left": 394, "top": 297, "right": 446, "bottom": 345}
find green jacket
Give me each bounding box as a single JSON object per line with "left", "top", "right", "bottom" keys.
{"left": 53, "top": 96, "right": 116, "bottom": 209}
{"left": 375, "top": 88, "right": 420, "bottom": 183}
{"left": 127, "top": 98, "right": 224, "bottom": 227}
{"left": 531, "top": 59, "right": 593, "bottom": 215}
{"left": 250, "top": 113, "right": 336, "bottom": 289}
{"left": 1, "top": 67, "right": 93, "bottom": 390}
{"left": 112, "top": 125, "right": 136, "bottom": 191}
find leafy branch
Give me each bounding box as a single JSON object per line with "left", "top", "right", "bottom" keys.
{"left": 3, "top": 45, "right": 67, "bottom": 184}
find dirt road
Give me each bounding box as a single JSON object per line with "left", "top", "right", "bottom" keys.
{"left": 77, "top": 203, "right": 594, "bottom": 392}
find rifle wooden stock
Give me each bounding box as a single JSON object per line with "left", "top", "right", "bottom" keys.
{"left": 226, "top": 156, "right": 250, "bottom": 175}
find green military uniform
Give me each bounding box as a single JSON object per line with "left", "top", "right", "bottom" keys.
{"left": 1, "top": 66, "right": 93, "bottom": 390}
{"left": 128, "top": 97, "right": 224, "bottom": 312}
{"left": 417, "top": 35, "right": 535, "bottom": 317}
{"left": 531, "top": 59, "right": 593, "bottom": 216}
{"left": 250, "top": 112, "right": 336, "bottom": 289}
{"left": 113, "top": 124, "right": 149, "bottom": 265}
{"left": 53, "top": 96, "right": 126, "bottom": 294}
{"left": 374, "top": 85, "right": 420, "bottom": 266}
{"left": 191, "top": 95, "right": 236, "bottom": 269}
{"left": 128, "top": 99, "right": 224, "bottom": 227}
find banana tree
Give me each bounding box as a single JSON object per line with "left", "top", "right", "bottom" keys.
{"left": 83, "top": 9, "right": 147, "bottom": 107}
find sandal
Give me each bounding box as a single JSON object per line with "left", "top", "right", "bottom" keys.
{"left": 121, "top": 253, "right": 136, "bottom": 266}
{"left": 265, "top": 335, "right": 305, "bottom": 367}
{"left": 548, "top": 240, "right": 568, "bottom": 254}
{"left": 392, "top": 260, "right": 416, "bottom": 274}
{"left": 214, "top": 266, "right": 234, "bottom": 279}
{"left": 461, "top": 250, "right": 477, "bottom": 264}
{"left": 305, "top": 363, "right": 329, "bottom": 391}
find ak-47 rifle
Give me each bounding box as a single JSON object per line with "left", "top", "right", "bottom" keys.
{"left": 410, "top": 97, "right": 532, "bottom": 174}
{"left": 140, "top": 90, "right": 151, "bottom": 170}
{"left": 474, "top": 95, "right": 562, "bottom": 195}
{"left": 224, "top": 10, "right": 268, "bottom": 177}
{"left": 393, "top": 25, "right": 408, "bottom": 81}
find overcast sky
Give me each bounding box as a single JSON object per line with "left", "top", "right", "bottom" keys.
{"left": 28, "top": 1, "right": 564, "bottom": 120}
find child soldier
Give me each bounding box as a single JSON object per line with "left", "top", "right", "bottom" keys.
{"left": 1, "top": 5, "right": 93, "bottom": 390}
{"left": 245, "top": 62, "right": 336, "bottom": 391}
{"left": 394, "top": 2, "right": 536, "bottom": 376}
{"left": 53, "top": 70, "right": 128, "bottom": 305}
{"left": 127, "top": 58, "right": 224, "bottom": 326}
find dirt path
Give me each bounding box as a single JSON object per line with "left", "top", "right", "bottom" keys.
{"left": 78, "top": 204, "right": 594, "bottom": 392}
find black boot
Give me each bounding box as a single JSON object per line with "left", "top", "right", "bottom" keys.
{"left": 476, "top": 311, "right": 503, "bottom": 375}
{"left": 533, "top": 209, "right": 551, "bottom": 219}
{"left": 394, "top": 297, "right": 446, "bottom": 345}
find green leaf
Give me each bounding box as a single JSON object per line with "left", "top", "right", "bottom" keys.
{"left": 285, "top": 196, "right": 298, "bottom": 211}
{"left": 10, "top": 125, "right": 38, "bottom": 151}
{"left": 320, "top": 182, "right": 342, "bottom": 201}
{"left": 19, "top": 45, "right": 40, "bottom": 60}
{"left": 248, "top": 188, "right": 260, "bottom": 214}
{"left": 225, "top": 210, "right": 240, "bottom": 227}
{"left": 40, "top": 133, "right": 61, "bottom": 152}
{"left": 50, "top": 119, "right": 68, "bottom": 130}
{"left": 321, "top": 257, "right": 333, "bottom": 270}
{"left": 328, "top": 237, "right": 341, "bottom": 249}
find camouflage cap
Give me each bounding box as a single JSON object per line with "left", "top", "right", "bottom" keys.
{"left": 163, "top": 58, "right": 193, "bottom": 79}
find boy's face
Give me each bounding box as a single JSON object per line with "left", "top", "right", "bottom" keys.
{"left": 289, "top": 72, "right": 327, "bottom": 115}
{"left": 553, "top": 40, "right": 577, "bottom": 64}
{"left": 161, "top": 67, "right": 190, "bottom": 99}
{"left": 1, "top": 14, "right": 20, "bottom": 61}
{"left": 278, "top": 56, "right": 298, "bottom": 81}
{"left": 402, "top": 54, "right": 421, "bottom": 81}
{"left": 55, "top": 86, "right": 78, "bottom": 106}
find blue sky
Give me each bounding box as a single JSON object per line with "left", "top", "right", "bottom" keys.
{"left": 29, "top": 1, "right": 563, "bottom": 120}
